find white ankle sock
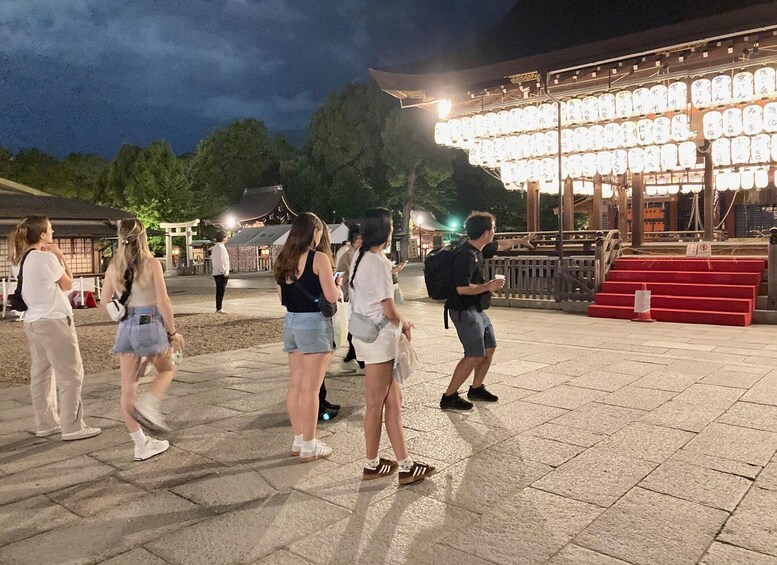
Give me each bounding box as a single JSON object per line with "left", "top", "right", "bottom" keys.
{"left": 302, "top": 439, "right": 316, "bottom": 452}
{"left": 130, "top": 429, "right": 146, "bottom": 446}
{"left": 398, "top": 457, "right": 414, "bottom": 471}
{"left": 293, "top": 434, "right": 303, "bottom": 446}
{"left": 365, "top": 457, "right": 380, "bottom": 469}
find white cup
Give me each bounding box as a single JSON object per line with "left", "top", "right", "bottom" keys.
{"left": 494, "top": 274, "right": 506, "bottom": 281}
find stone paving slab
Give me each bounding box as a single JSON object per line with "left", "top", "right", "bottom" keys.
{"left": 3, "top": 286, "right": 777, "bottom": 563}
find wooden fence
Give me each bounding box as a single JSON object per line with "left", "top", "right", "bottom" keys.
{"left": 484, "top": 256, "right": 597, "bottom": 302}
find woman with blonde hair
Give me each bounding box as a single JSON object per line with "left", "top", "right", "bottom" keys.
{"left": 12, "top": 216, "right": 101, "bottom": 440}
{"left": 274, "top": 212, "right": 342, "bottom": 462}
{"left": 102, "top": 218, "right": 185, "bottom": 461}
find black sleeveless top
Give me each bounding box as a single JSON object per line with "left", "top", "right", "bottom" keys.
{"left": 281, "top": 251, "right": 324, "bottom": 313}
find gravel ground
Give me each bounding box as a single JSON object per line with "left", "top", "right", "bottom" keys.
{"left": 0, "top": 289, "right": 283, "bottom": 388}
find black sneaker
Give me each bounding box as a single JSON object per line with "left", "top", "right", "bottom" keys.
{"left": 467, "top": 385, "right": 499, "bottom": 402}
{"left": 440, "top": 392, "right": 474, "bottom": 411}
{"left": 318, "top": 406, "right": 339, "bottom": 422}
{"left": 322, "top": 399, "right": 340, "bottom": 411}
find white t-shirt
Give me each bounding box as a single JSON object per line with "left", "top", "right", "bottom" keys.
{"left": 21, "top": 250, "right": 73, "bottom": 322}
{"left": 349, "top": 251, "right": 393, "bottom": 322}
{"left": 211, "top": 242, "right": 230, "bottom": 276}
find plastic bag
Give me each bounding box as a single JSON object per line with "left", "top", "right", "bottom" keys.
{"left": 392, "top": 323, "right": 418, "bottom": 384}
{"left": 393, "top": 283, "right": 404, "bottom": 305}
{"left": 332, "top": 300, "right": 349, "bottom": 348}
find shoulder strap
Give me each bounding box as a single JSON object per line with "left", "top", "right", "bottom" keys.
{"left": 117, "top": 268, "right": 134, "bottom": 305}
{"left": 15, "top": 249, "right": 34, "bottom": 290}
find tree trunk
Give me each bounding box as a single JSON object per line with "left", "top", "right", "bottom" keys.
{"left": 400, "top": 167, "right": 417, "bottom": 262}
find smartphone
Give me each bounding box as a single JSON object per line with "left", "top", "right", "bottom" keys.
{"left": 138, "top": 315, "right": 152, "bottom": 325}
{"left": 333, "top": 271, "right": 344, "bottom": 280}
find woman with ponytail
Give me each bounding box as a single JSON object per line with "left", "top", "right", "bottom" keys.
{"left": 349, "top": 208, "right": 435, "bottom": 486}
{"left": 101, "top": 219, "right": 185, "bottom": 461}
{"left": 12, "top": 216, "right": 101, "bottom": 441}
{"left": 274, "top": 212, "right": 342, "bottom": 462}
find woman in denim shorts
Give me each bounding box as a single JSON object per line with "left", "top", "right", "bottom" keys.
{"left": 273, "top": 213, "right": 342, "bottom": 463}
{"left": 102, "top": 219, "right": 185, "bottom": 462}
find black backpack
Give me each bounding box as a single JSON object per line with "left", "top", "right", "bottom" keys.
{"left": 8, "top": 250, "right": 33, "bottom": 312}
{"left": 424, "top": 243, "right": 463, "bottom": 300}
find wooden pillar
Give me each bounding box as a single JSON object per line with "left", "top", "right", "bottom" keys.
{"left": 527, "top": 181, "right": 540, "bottom": 232}
{"left": 703, "top": 149, "right": 715, "bottom": 241}
{"left": 669, "top": 196, "right": 679, "bottom": 232}
{"left": 165, "top": 231, "right": 173, "bottom": 273}
{"left": 618, "top": 180, "right": 629, "bottom": 242}
{"left": 632, "top": 172, "right": 645, "bottom": 249}
{"left": 563, "top": 178, "right": 574, "bottom": 232}
{"left": 591, "top": 174, "right": 603, "bottom": 230}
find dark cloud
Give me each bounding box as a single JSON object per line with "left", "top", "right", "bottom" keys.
{"left": 0, "top": 0, "right": 515, "bottom": 157}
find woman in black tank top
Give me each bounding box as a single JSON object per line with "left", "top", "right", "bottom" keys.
{"left": 273, "top": 213, "right": 342, "bottom": 463}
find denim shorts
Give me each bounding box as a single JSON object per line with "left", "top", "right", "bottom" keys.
{"left": 450, "top": 308, "right": 497, "bottom": 357}
{"left": 283, "top": 312, "right": 334, "bottom": 354}
{"left": 112, "top": 306, "right": 170, "bottom": 357}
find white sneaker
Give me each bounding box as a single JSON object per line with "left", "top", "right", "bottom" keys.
{"left": 299, "top": 440, "right": 333, "bottom": 463}
{"left": 291, "top": 439, "right": 303, "bottom": 456}
{"left": 62, "top": 427, "right": 102, "bottom": 441}
{"left": 133, "top": 395, "right": 170, "bottom": 432}
{"left": 134, "top": 437, "right": 170, "bottom": 461}
{"left": 36, "top": 426, "right": 61, "bottom": 438}
{"left": 216, "top": 309, "right": 228, "bottom": 314}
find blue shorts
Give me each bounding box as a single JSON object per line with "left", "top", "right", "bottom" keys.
{"left": 450, "top": 309, "right": 497, "bottom": 358}
{"left": 283, "top": 312, "right": 334, "bottom": 354}
{"left": 112, "top": 306, "right": 170, "bottom": 357}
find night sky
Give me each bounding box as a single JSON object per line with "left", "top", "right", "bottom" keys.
{"left": 0, "top": 0, "right": 515, "bottom": 159}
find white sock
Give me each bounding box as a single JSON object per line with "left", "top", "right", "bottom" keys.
{"left": 398, "top": 457, "right": 414, "bottom": 471}
{"left": 293, "top": 434, "right": 303, "bottom": 446}
{"left": 365, "top": 456, "right": 380, "bottom": 469}
{"left": 302, "top": 439, "right": 316, "bottom": 452}
{"left": 130, "top": 429, "right": 146, "bottom": 446}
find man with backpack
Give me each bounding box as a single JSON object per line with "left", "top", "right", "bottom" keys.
{"left": 435, "top": 212, "right": 534, "bottom": 410}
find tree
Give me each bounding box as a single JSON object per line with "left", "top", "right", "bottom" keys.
{"left": 0, "top": 146, "right": 11, "bottom": 179}
{"left": 52, "top": 153, "right": 109, "bottom": 201}
{"left": 8, "top": 149, "right": 58, "bottom": 189}
{"left": 98, "top": 144, "right": 143, "bottom": 207}
{"left": 381, "top": 107, "right": 454, "bottom": 259}
{"left": 188, "top": 119, "right": 292, "bottom": 216}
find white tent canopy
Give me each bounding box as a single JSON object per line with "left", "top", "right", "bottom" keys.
{"left": 275, "top": 222, "right": 349, "bottom": 246}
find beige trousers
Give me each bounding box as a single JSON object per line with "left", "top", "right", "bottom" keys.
{"left": 24, "top": 317, "right": 86, "bottom": 434}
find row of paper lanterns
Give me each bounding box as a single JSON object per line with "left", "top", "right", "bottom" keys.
{"left": 434, "top": 67, "right": 777, "bottom": 140}
{"left": 702, "top": 104, "right": 777, "bottom": 138}
{"left": 710, "top": 134, "right": 777, "bottom": 166}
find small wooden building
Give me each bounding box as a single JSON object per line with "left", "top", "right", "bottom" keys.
{"left": 211, "top": 185, "right": 298, "bottom": 229}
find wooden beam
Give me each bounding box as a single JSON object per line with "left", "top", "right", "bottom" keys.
{"left": 591, "top": 174, "right": 603, "bottom": 230}
{"left": 632, "top": 172, "right": 645, "bottom": 249}
{"left": 618, "top": 177, "right": 629, "bottom": 242}
{"left": 563, "top": 178, "right": 574, "bottom": 232}
{"left": 527, "top": 181, "right": 540, "bottom": 232}
{"left": 704, "top": 148, "right": 715, "bottom": 241}
{"left": 669, "top": 196, "right": 679, "bottom": 232}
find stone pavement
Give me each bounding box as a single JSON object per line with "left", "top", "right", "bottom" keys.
{"left": 2, "top": 278, "right": 777, "bottom": 564}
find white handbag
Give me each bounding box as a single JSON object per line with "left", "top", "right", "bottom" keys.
{"left": 106, "top": 297, "right": 126, "bottom": 322}
{"left": 332, "top": 299, "right": 349, "bottom": 348}
{"left": 392, "top": 321, "right": 418, "bottom": 384}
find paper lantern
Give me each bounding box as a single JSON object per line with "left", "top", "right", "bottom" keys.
{"left": 615, "top": 90, "right": 633, "bottom": 118}
{"left": 598, "top": 93, "right": 616, "bottom": 120}
{"left": 561, "top": 129, "right": 574, "bottom": 153}
{"left": 716, "top": 172, "right": 730, "bottom": 191}
{"left": 712, "top": 75, "right": 732, "bottom": 105}
{"left": 456, "top": 117, "right": 470, "bottom": 142}
{"left": 602, "top": 183, "right": 614, "bottom": 198}
{"left": 660, "top": 144, "right": 678, "bottom": 170}
{"left": 690, "top": 183, "right": 703, "bottom": 194}
{"left": 501, "top": 163, "right": 515, "bottom": 185}
{"left": 668, "top": 82, "right": 688, "bottom": 111}
{"left": 751, "top": 133, "right": 770, "bottom": 162}
{"left": 517, "top": 134, "right": 531, "bottom": 158}
{"left": 772, "top": 134, "right": 777, "bottom": 161}
{"left": 582, "top": 96, "right": 599, "bottom": 123}
{"left": 523, "top": 106, "right": 539, "bottom": 132}
{"left": 596, "top": 151, "right": 613, "bottom": 176}
{"left": 544, "top": 130, "right": 559, "bottom": 154}
{"left": 497, "top": 111, "right": 512, "bottom": 136}
{"left": 644, "top": 146, "right": 661, "bottom": 172}
{"left": 531, "top": 132, "right": 546, "bottom": 157}
{"left": 568, "top": 154, "right": 583, "bottom": 178}
{"left": 589, "top": 125, "right": 605, "bottom": 151}
{"left": 604, "top": 123, "right": 621, "bottom": 149}
{"left": 514, "top": 160, "right": 529, "bottom": 183}
{"left": 612, "top": 150, "right": 628, "bottom": 175}
{"left": 582, "top": 152, "right": 598, "bottom": 177}
{"left": 637, "top": 119, "right": 654, "bottom": 145}
{"left": 691, "top": 79, "right": 712, "bottom": 107}
{"left": 703, "top": 111, "right": 723, "bottom": 140}
{"left": 656, "top": 185, "right": 668, "bottom": 196}
{"left": 539, "top": 103, "right": 558, "bottom": 129}
{"left": 755, "top": 67, "right": 777, "bottom": 96}
{"left": 508, "top": 108, "right": 523, "bottom": 133}
{"left": 671, "top": 114, "right": 690, "bottom": 142}
{"left": 628, "top": 147, "right": 645, "bottom": 173}
{"left": 434, "top": 122, "right": 451, "bottom": 146}
{"left": 733, "top": 72, "right": 754, "bottom": 101}
{"left": 541, "top": 158, "right": 557, "bottom": 181}
{"left": 743, "top": 105, "right": 763, "bottom": 136}
{"left": 473, "top": 114, "right": 487, "bottom": 138}
{"left": 468, "top": 141, "right": 481, "bottom": 165}
{"left": 722, "top": 108, "right": 743, "bottom": 137}
{"left": 645, "top": 186, "right": 658, "bottom": 197}
{"left": 731, "top": 136, "right": 750, "bottom": 164}
{"left": 712, "top": 138, "right": 732, "bottom": 165}
{"left": 481, "top": 139, "right": 497, "bottom": 167}
{"left": 653, "top": 117, "right": 671, "bottom": 144}
{"left": 494, "top": 138, "right": 509, "bottom": 164}
{"left": 566, "top": 99, "right": 582, "bottom": 125}
{"left": 649, "top": 85, "right": 669, "bottom": 114}
{"left": 679, "top": 141, "right": 697, "bottom": 169}
{"left": 667, "top": 184, "right": 680, "bottom": 195}
{"left": 755, "top": 168, "right": 769, "bottom": 189}
{"left": 485, "top": 112, "right": 500, "bottom": 137}
{"left": 740, "top": 169, "right": 755, "bottom": 190}
{"left": 765, "top": 103, "right": 777, "bottom": 133}
{"left": 621, "top": 121, "right": 638, "bottom": 148}
{"left": 633, "top": 87, "right": 650, "bottom": 115}
{"left": 527, "top": 159, "right": 541, "bottom": 181}
{"left": 574, "top": 127, "right": 591, "bottom": 152}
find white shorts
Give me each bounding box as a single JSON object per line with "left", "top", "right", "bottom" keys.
{"left": 353, "top": 323, "right": 398, "bottom": 365}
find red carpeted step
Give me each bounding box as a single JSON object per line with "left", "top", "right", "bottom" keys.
{"left": 587, "top": 304, "right": 751, "bottom": 326}
{"left": 601, "top": 281, "right": 757, "bottom": 300}
{"left": 613, "top": 258, "right": 766, "bottom": 273}
{"left": 607, "top": 270, "right": 761, "bottom": 285}
{"left": 594, "top": 293, "right": 753, "bottom": 313}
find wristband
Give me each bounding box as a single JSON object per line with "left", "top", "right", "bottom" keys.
{"left": 167, "top": 331, "right": 178, "bottom": 338}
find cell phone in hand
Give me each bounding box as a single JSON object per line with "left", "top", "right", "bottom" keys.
{"left": 333, "top": 271, "right": 344, "bottom": 280}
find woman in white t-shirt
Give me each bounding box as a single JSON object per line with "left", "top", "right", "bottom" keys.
{"left": 349, "top": 208, "right": 435, "bottom": 486}
{"left": 11, "top": 216, "right": 101, "bottom": 441}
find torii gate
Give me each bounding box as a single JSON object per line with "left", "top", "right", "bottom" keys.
{"left": 159, "top": 220, "right": 200, "bottom": 272}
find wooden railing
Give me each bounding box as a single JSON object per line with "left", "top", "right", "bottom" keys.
{"left": 484, "top": 256, "right": 597, "bottom": 302}
{"left": 641, "top": 230, "right": 728, "bottom": 242}
{"left": 494, "top": 230, "right": 612, "bottom": 255}
{"left": 595, "top": 230, "right": 622, "bottom": 291}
